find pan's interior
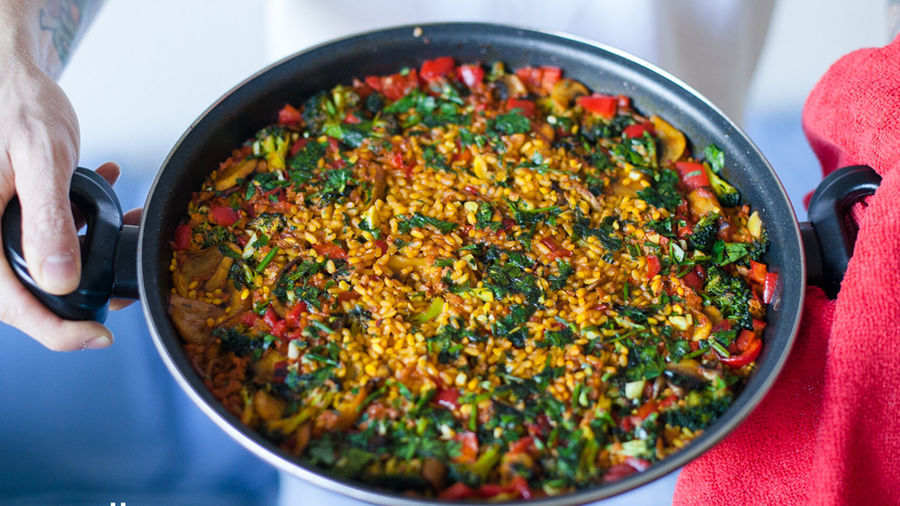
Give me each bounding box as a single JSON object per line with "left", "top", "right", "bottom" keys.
{"left": 139, "top": 23, "right": 804, "bottom": 505}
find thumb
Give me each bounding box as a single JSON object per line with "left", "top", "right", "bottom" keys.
{"left": 12, "top": 147, "right": 81, "bottom": 295}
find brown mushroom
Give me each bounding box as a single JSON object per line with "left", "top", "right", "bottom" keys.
{"left": 168, "top": 295, "right": 224, "bottom": 344}
{"left": 173, "top": 246, "right": 225, "bottom": 296}
{"left": 550, "top": 78, "right": 589, "bottom": 111}
{"left": 649, "top": 115, "right": 686, "bottom": 166}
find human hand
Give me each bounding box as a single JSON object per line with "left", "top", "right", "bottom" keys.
{"left": 0, "top": 60, "right": 120, "bottom": 350}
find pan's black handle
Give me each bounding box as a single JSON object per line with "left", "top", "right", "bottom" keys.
{"left": 801, "top": 165, "right": 881, "bottom": 298}
{"left": 1, "top": 167, "right": 139, "bottom": 322}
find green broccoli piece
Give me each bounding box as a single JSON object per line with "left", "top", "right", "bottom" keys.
{"left": 212, "top": 328, "right": 269, "bottom": 357}
{"left": 707, "top": 169, "right": 742, "bottom": 207}
{"left": 302, "top": 91, "right": 334, "bottom": 135}
{"left": 704, "top": 266, "right": 752, "bottom": 329}
{"left": 688, "top": 214, "right": 719, "bottom": 253}
{"left": 664, "top": 394, "right": 733, "bottom": 431}
{"left": 703, "top": 144, "right": 741, "bottom": 207}
{"left": 746, "top": 228, "right": 769, "bottom": 261}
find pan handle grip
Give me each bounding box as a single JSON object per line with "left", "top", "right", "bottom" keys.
{"left": 1, "top": 167, "right": 138, "bottom": 322}
{"left": 802, "top": 165, "right": 881, "bottom": 298}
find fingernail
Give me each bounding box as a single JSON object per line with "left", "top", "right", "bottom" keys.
{"left": 83, "top": 336, "right": 112, "bottom": 350}
{"left": 41, "top": 253, "right": 77, "bottom": 290}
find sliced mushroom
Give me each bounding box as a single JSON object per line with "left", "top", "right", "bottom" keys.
{"left": 214, "top": 157, "right": 259, "bottom": 191}
{"left": 422, "top": 458, "right": 447, "bottom": 490}
{"left": 664, "top": 359, "right": 707, "bottom": 391}
{"left": 168, "top": 295, "right": 225, "bottom": 344}
{"left": 686, "top": 188, "right": 722, "bottom": 220}
{"left": 173, "top": 246, "right": 224, "bottom": 296}
{"left": 204, "top": 256, "right": 234, "bottom": 292}
{"left": 253, "top": 389, "right": 287, "bottom": 421}
{"left": 649, "top": 115, "right": 686, "bottom": 166}
{"left": 550, "top": 78, "right": 589, "bottom": 111}
{"left": 367, "top": 162, "right": 386, "bottom": 202}
{"left": 572, "top": 181, "right": 603, "bottom": 212}
{"left": 500, "top": 73, "right": 528, "bottom": 98}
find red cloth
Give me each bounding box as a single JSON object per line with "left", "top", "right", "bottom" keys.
{"left": 673, "top": 35, "right": 900, "bottom": 504}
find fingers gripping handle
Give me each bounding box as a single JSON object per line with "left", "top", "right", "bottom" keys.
{"left": 2, "top": 167, "right": 137, "bottom": 322}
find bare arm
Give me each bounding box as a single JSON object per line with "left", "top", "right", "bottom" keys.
{"left": 0, "top": 0, "right": 122, "bottom": 351}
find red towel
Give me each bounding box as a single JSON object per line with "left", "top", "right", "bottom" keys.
{"left": 673, "top": 35, "right": 900, "bottom": 504}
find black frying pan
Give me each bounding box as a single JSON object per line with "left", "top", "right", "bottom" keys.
{"left": 1, "top": 23, "right": 880, "bottom": 504}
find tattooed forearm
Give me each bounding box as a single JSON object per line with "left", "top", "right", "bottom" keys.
{"left": 37, "top": 0, "right": 103, "bottom": 77}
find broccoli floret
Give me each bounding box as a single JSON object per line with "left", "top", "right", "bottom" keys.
{"left": 746, "top": 228, "right": 769, "bottom": 261}
{"left": 213, "top": 328, "right": 269, "bottom": 357}
{"left": 707, "top": 169, "right": 742, "bottom": 207}
{"left": 664, "top": 394, "right": 733, "bottom": 431}
{"left": 688, "top": 214, "right": 719, "bottom": 252}
{"left": 704, "top": 266, "right": 752, "bottom": 329}
{"left": 302, "top": 91, "right": 333, "bottom": 135}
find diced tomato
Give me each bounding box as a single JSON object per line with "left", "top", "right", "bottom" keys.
{"left": 752, "top": 318, "right": 767, "bottom": 333}
{"left": 290, "top": 137, "right": 309, "bottom": 156}
{"left": 373, "top": 239, "right": 388, "bottom": 256}
{"left": 658, "top": 394, "right": 678, "bottom": 410}
{"left": 721, "top": 329, "right": 763, "bottom": 368}
{"left": 711, "top": 318, "right": 732, "bottom": 334}
{"left": 277, "top": 103, "right": 302, "bottom": 125}
{"left": 763, "top": 271, "right": 779, "bottom": 304}
{"left": 635, "top": 399, "right": 658, "bottom": 421}
{"left": 313, "top": 242, "right": 347, "bottom": 260}
{"left": 284, "top": 302, "right": 308, "bottom": 327}
{"left": 240, "top": 311, "right": 258, "bottom": 327}
{"left": 645, "top": 254, "right": 661, "bottom": 279}
{"left": 616, "top": 94, "right": 631, "bottom": 110}
{"left": 211, "top": 206, "right": 239, "bottom": 226}
{"left": 455, "top": 431, "right": 479, "bottom": 463}
{"left": 508, "top": 436, "right": 534, "bottom": 455}
{"left": 506, "top": 97, "right": 536, "bottom": 118}
{"left": 420, "top": 57, "right": 455, "bottom": 82}
{"left": 675, "top": 161, "right": 711, "bottom": 191}
{"left": 540, "top": 237, "right": 571, "bottom": 258}
{"left": 748, "top": 260, "right": 767, "bottom": 284}
{"left": 457, "top": 63, "right": 484, "bottom": 89}
{"left": 343, "top": 112, "right": 361, "bottom": 124}
{"left": 577, "top": 93, "right": 617, "bottom": 119}
{"left": 682, "top": 269, "right": 705, "bottom": 292}
{"left": 508, "top": 475, "right": 533, "bottom": 500}
{"left": 603, "top": 458, "right": 651, "bottom": 483}
{"left": 367, "top": 69, "right": 419, "bottom": 101}
{"left": 439, "top": 482, "right": 476, "bottom": 500}
{"left": 173, "top": 224, "right": 192, "bottom": 250}
{"left": 264, "top": 306, "right": 286, "bottom": 338}
{"left": 623, "top": 121, "right": 655, "bottom": 139}
{"left": 434, "top": 387, "right": 461, "bottom": 410}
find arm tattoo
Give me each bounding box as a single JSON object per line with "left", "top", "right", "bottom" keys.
{"left": 38, "top": 0, "right": 103, "bottom": 70}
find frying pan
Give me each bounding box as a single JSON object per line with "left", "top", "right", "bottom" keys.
{"left": 1, "top": 23, "right": 880, "bottom": 504}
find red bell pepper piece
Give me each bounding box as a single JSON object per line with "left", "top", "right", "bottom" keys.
{"left": 508, "top": 436, "right": 534, "bottom": 455}
{"left": 577, "top": 93, "right": 617, "bottom": 119}
{"left": 381, "top": 69, "right": 419, "bottom": 101}
{"left": 763, "top": 271, "right": 779, "bottom": 304}
{"left": 290, "top": 137, "right": 309, "bottom": 156}
{"left": 682, "top": 266, "right": 706, "bottom": 292}
{"left": 240, "top": 311, "right": 258, "bottom": 327}
{"left": 336, "top": 291, "right": 360, "bottom": 303}
{"left": 457, "top": 63, "right": 484, "bottom": 89}
{"left": 635, "top": 398, "right": 658, "bottom": 421}
{"left": 506, "top": 97, "right": 536, "bottom": 118}
{"left": 454, "top": 431, "right": 479, "bottom": 463}
{"left": 675, "top": 161, "right": 711, "bottom": 190}
{"left": 264, "top": 306, "right": 286, "bottom": 338}
{"left": 508, "top": 475, "right": 533, "bottom": 500}
{"left": 284, "top": 302, "right": 308, "bottom": 327}
{"left": 603, "top": 457, "right": 651, "bottom": 483}
{"left": 313, "top": 242, "right": 347, "bottom": 260}
{"left": 420, "top": 56, "right": 455, "bottom": 82}
{"left": 211, "top": 206, "right": 239, "bottom": 226}
{"left": 277, "top": 103, "right": 302, "bottom": 125}
{"left": 721, "top": 329, "right": 763, "bottom": 368}
{"left": 748, "top": 260, "right": 767, "bottom": 284}
{"left": 645, "top": 254, "right": 661, "bottom": 279}
{"left": 342, "top": 112, "right": 361, "bottom": 124}
{"left": 623, "top": 121, "right": 655, "bottom": 139}
{"left": 434, "top": 387, "right": 461, "bottom": 410}
{"left": 173, "top": 224, "right": 192, "bottom": 250}
{"left": 515, "top": 65, "right": 561, "bottom": 93}
{"left": 540, "top": 237, "right": 571, "bottom": 258}
{"left": 463, "top": 184, "right": 480, "bottom": 196}
{"left": 438, "top": 482, "right": 476, "bottom": 500}
{"left": 373, "top": 239, "right": 388, "bottom": 256}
